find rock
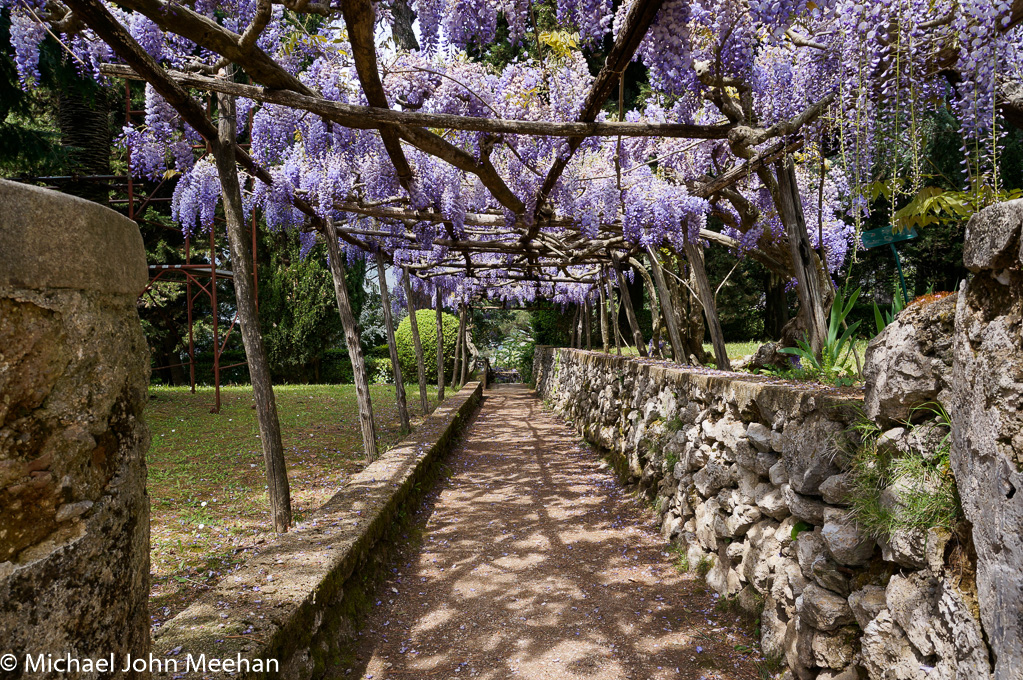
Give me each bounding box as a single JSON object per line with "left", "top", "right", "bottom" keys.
{"left": 961, "top": 197, "right": 1023, "bottom": 271}
{"left": 812, "top": 627, "right": 857, "bottom": 669}
{"left": 707, "top": 558, "right": 742, "bottom": 596}
{"left": 860, "top": 610, "right": 929, "bottom": 680}
{"left": 755, "top": 482, "right": 789, "bottom": 520}
{"left": 725, "top": 504, "right": 761, "bottom": 536}
{"left": 783, "top": 484, "right": 827, "bottom": 525}
{"left": 782, "top": 413, "right": 846, "bottom": 495}
{"left": 769, "top": 460, "right": 789, "bottom": 486}
{"left": 755, "top": 451, "right": 780, "bottom": 477}
{"left": 816, "top": 668, "right": 860, "bottom": 680}
{"left": 760, "top": 597, "right": 788, "bottom": 658}
{"left": 796, "top": 582, "right": 855, "bottom": 631}
{"left": 952, "top": 199, "right": 1023, "bottom": 679}
{"left": 848, "top": 585, "right": 887, "bottom": 628}
{"left": 796, "top": 529, "right": 849, "bottom": 596}
{"left": 702, "top": 416, "right": 746, "bottom": 450}
{"left": 886, "top": 572, "right": 940, "bottom": 657}
{"left": 749, "top": 341, "right": 790, "bottom": 372}
{"left": 741, "top": 520, "right": 781, "bottom": 592}
{"left": 906, "top": 416, "right": 950, "bottom": 463}
{"left": 877, "top": 426, "right": 910, "bottom": 456}
{"left": 661, "top": 513, "right": 683, "bottom": 541}
{"left": 819, "top": 473, "right": 852, "bottom": 506}
{"left": 693, "top": 461, "right": 735, "bottom": 497}
{"left": 796, "top": 529, "right": 828, "bottom": 578}
{"left": 54, "top": 500, "right": 94, "bottom": 522}
{"left": 821, "top": 515, "right": 874, "bottom": 566}
{"left": 770, "top": 429, "right": 786, "bottom": 453}
{"left": 695, "top": 499, "right": 723, "bottom": 551}
{"left": 747, "top": 422, "right": 773, "bottom": 452}
{"left": 932, "top": 578, "right": 993, "bottom": 680}
{"left": 770, "top": 557, "right": 808, "bottom": 616}
{"left": 784, "top": 614, "right": 816, "bottom": 680}
{"left": 725, "top": 540, "right": 745, "bottom": 562}
{"left": 878, "top": 527, "right": 928, "bottom": 569}
{"left": 863, "top": 293, "right": 956, "bottom": 423}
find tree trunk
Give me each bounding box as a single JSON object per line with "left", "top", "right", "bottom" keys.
{"left": 460, "top": 305, "right": 470, "bottom": 385}
{"left": 764, "top": 272, "right": 789, "bottom": 340}
{"left": 683, "top": 238, "right": 731, "bottom": 371}
{"left": 630, "top": 256, "right": 663, "bottom": 357}
{"left": 435, "top": 289, "right": 445, "bottom": 401}
{"left": 389, "top": 0, "right": 420, "bottom": 50}
{"left": 402, "top": 267, "right": 430, "bottom": 414}
{"left": 375, "top": 251, "right": 410, "bottom": 432}
{"left": 597, "top": 275, "right": 610, "bottom": 353}
{"left": 452, "top": 303, "right": 463, "bottom": 388}
{"left": 775, "top": 155, "right": 831, "bottom": 354}
{"left": 213, "top": 83, "right": 292, "bottom": 532}
{"left": 646, "top": 245, "right": 687, "bottom": 364}
{"left": 325, "top": 219, "right": 378, "bottom": 461}
{"left": 609, "top": 273, "right": 623, "bottom": 356}
{"left": 58, "top": 85, "right": 111, "bottom": 204}
{"left": 610, "top": 253, "right": 647, "bottom": 356}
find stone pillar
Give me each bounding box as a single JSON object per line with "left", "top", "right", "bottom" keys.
{"left": 0, "top": 180, "right": 151, "bottom": 677}
{"left": 951, "top": 199, "right": 1023, "bottom": 680}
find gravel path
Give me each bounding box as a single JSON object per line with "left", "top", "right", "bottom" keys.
{"left": 352, "top": 384, "right": 765, "bottom": 680}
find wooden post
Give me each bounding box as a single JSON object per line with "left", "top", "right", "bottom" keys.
{"left": 609, "top": 273, "right": 623, "bottom": 356}
{"left": 597, "top": 273, "right": 610, "bottom": 353}
{"left": 629, "top": 256, "right": 663, "bottom": 357}
{"left": 401, "top": 267, "right": 430, "bottom": 414}
{"left": 646, "top": 245, "right": 687, "bottom": 364}
{"left": 584, "top": 299, "right": 592, "bottom": 351}
{"left": 375, "top": 251, "right": 410, "bottom": 432}
{"left": 435, "top": 289, "right": 445, "bottom": 401}
{"left": 213, "top": 80, "right": 292, "bottom": 532}
{"left": 451, "top": 303, "right": 463, "bottom": 389}
{"left": 325, "top": 219, "right": 378, "bottom": 461}
{"left": 610, "top": 253, "right": 647, "bottom": 356}
{"left": 683, "top": 236, "right": 731, "bottom": 371}
{"left": 776, "top": 154, "right": 830, "bottom": 355}
{"left": 460, "top": 305, "right": 470, "bottom": 385}
{"left": 569, "top": 304, "right": 579, "bottom": 348}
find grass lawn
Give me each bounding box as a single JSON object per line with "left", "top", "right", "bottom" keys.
{"left": 145, "top": 382, "right": 443, "bottom": 630}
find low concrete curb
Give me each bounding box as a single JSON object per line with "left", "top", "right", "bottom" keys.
{"left": 152, "top": 382, "right": 484, "bottom": 679}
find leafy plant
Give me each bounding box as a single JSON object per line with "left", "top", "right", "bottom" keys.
{"left": 872, "top": 284, "right": 907, "bottom": 336}
{"left": 779, "top": 286, "right": 861, "bottom": 383}
{"left": 846, "top": 404, "right": 962, "bottom": 541}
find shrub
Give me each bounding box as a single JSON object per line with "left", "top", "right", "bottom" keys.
{"left": 395, "top": 309, "right": 460, "bottom": 384}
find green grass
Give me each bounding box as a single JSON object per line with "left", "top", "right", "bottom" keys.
{"left": 146, "top": 383, "right": 441, "bottom": 626}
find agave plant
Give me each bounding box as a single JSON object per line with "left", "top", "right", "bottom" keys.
{"left": 781, "top": 286, "right": 862, "bottom": 381}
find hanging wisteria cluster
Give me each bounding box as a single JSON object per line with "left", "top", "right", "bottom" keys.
{"left": 3, "top": 0, "right": 1021, "bottom": 308}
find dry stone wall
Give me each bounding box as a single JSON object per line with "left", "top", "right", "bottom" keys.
{"left": 534, "top": 347, "right": 988, "bottom": 680}
{"left": 0, "top": 179, "right": 152, "bottom": 677}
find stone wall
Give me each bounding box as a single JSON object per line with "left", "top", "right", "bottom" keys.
{"left": 534, "top": 347, "right": 989, "bottom": 679}
{"left": 0, "top": 179, "right": 152, "bottom": 677}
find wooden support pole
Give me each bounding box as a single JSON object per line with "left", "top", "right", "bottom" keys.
{"left": 776, "top": 154, "right": 830, "bottom": 354}
{"left": 213, "top": 79, "right": 292, "bottom": 533}
{"left": 610, "top": 253, "right": 647, "bottom": 356}
{"left": 402, "top": 267, "right": 430, "bottom": 414}
{"left": 452, "top": 303, "right": 463, "bottom": 389}
{"left": 597, "top": 273, "right": 610, "bottom": 353}
{"left": 375, "top": 251, "right": 410, "bottom": 432}
{"left": 569, "top": 304, "right": 579, "bottom": 348}
{"left": 325, "top": 220, "right": 378, "bottom": 461}
{"left": 609, "top": 273, "right": 623, "bottom": 356}
{"left": 585, "top": 299, "right": 593, "bottom": 351}
{"left": 435, "top": 289, "right": 445, "bottom": 401}
{"left": 629, "top": 256, "right": 662, "bottom": 356}
{"left": 646, "top": 245, "right": 688, "bottom": 364}
{"left": 460, "top": 305, "right": 470, "bottom": 385}
{"left": 683, "top": 237, "right": 731, "bottom": 371}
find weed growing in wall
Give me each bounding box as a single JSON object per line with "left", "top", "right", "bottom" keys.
{"left": 847, "top": 405, "right": 962, "bottom": 540}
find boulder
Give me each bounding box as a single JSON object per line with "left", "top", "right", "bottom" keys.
{"left": 747, "top": 422, "right": 773, "bottom": 452}
{"left": 724, "top": 504, "right": 761, "bottom": 537}
{"left": 819, "top": 473, "right": 852, "bottom": 506}
{"left": 821, "top": 513, "right": 874, "bottom": 566}
{"left": 812, "top": 626, "right": 857, "bottom": 670}
{"left": 769, "top": 460, "right": 789, "bottom": 486}
{"left": 860, "top": 610, "right": 929, "bottom": 680}
{"left": 694, "top": 461, "right": 735, "bottom": 497}
{"left": 886, "top": 572, "right": 940, "bottom": 656}
{"left": 863, "top": 293, "right": 956, "bottom": 424}
{"left": 695, "top": 498, "right": 723, "bottom": 551}
{"left": 760, "top": 597, "right": 789, "bottom": 658}
{"left": 783, "top": 484, "right": 828, "bottom": 525}
{"left": 951, "top": 199, "right": 1023, "bottom": 680}
{"left": 848, "top": 585, "right": 887, "bottom": 628}
{"left": 784, "top": 615, "right": 816, "bottom": 680}
{"left": 782, "top": 413, "right": 846, "bottom": 495}
{"left": 797, "top": 582, "right": 855, "bottom": 631}
{"left": 755, "top": 482, "right": 789, "bottom": 520}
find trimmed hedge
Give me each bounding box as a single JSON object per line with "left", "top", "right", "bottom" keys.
{"left": 395, "top": 309, "right": 460, "bottom": 384}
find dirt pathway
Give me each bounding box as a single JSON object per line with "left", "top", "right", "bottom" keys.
{"left": 352, "top": 384, "right": 766, "bottom": 680}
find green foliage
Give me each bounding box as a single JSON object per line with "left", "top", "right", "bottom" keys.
{"left": 872, "top": 284, "right": 907, "bottom": 336}
{"left": 847, "top": 406, "right": 962, "bottom": 541}
{"left": 695, "top": 554, "right": 713, "bottom": 577}
{"left": 492, "top": 327, "right": 535, "bottom": 382}
{"left": 530, "top": 300, "right": 572, "bottom": 346}
{"left": 779, "top": 286, "right": 861, "bottom": 385}
{"left": 667, "top": 543, "right": 690, "bottom": 573}
{"left": 259, "top": 234, "right": 350, "bottom": 381}
{"left": 394, "top": 309, "right": 460, "bottom": 383}
{"left": 790, "top": 520, "right": 814, "bottom": 541}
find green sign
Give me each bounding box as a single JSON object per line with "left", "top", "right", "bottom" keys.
{"left": 861, "top": 225, "right": 918, "bottom": 249}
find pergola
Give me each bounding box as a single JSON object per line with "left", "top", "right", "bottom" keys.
{"left": 46, "top": 0, "right": 842, "bottom": 531}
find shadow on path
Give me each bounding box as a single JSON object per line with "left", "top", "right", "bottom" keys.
{"left": 351, "top": 384, "right": 764, "bottom": 680}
